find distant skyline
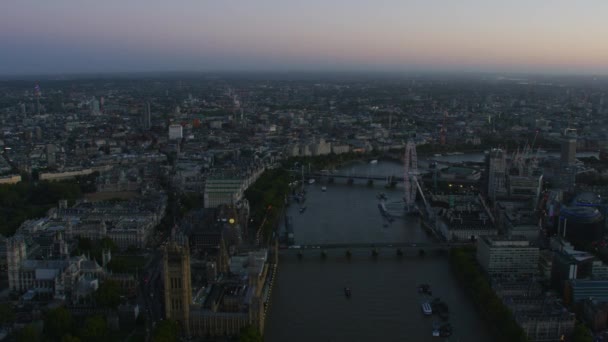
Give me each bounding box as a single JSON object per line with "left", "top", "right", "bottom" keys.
{"left": 1, "top": 0, "right": 608, "bottom": 75}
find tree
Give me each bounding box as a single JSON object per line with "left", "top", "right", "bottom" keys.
{"left": 94, "top": 280, "right": 122, "bottom": 309}
{"left": 152, "top": 319, "right": 178, "bottom": 342}
{"left": 79, "top": 315, "right": 107, "bottom": 342}
{"left": 44, "top": 307, "right": 73, "bottom": 340}
{"left": 571, "top": 323, "right": 593, "bottom": 342}
{"left": 238, "top": 325, "right": 263, "bottom": 342}
{"left": 76, "top": 237, "right": 92, "bottom": 253}
{"left": 100, "top": 237, "right": 117, "bottom": 252}
{"left": 0, "top": 303, "right": 14, "bottom": 326}
{"left": 61, "top": 333, "right": 81, "bottom": 342}
{"left": 17, "top": 323, "right": 41, "bottom": 342}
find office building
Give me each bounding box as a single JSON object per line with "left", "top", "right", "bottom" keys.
{"left": 169, "top": 124, "right": 183, "bottom": 140}
{"left": 142, "top": 102, "right": 151, "bottom": 130}
{"left": 567, "top": 279, "right": 608, "bottom": 305}
{"left": 487, "top": 148, "right": 507, "bottom": 202}
{"left": 46, "top": 144, "right": 57, "bottom": 167}
{"left": 551, "top": 250, "right": 595, "bottom": 298}
{"left": 477, "top": 235, "right": 539, "bottom": 280}
{"left": 561, "top": 133, "right": 577, "bottom": 167}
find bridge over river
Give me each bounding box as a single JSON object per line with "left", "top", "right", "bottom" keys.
{"left": 282, "top": 241, "right": 474, "bottom": 251}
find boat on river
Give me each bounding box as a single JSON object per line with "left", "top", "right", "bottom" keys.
{"left": 432, "top": 322, "right": 440, "bottom": 337}
{"left": 421, "top": 302, "right": 433, "bottom": 315}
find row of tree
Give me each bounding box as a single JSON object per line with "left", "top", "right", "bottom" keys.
{"left": 449, "top": 247, "right": 529, "bottom": 342}
{"left": 17, "top": 307, "right": 111, "bottom": 342}
{"left": 244, "top": 168, "right": 291, "bottom": 242}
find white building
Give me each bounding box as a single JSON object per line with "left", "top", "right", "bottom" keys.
{"left": 204, "top": 168, "right": 264, "bottom": 209}
{"left": 477, "top": 235, "right": 539, "bottom": 281}
{"left": 169, "top": 124, "right": 184, "bottom": 140}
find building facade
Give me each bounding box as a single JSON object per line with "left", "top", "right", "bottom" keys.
{"left": 477, "top": 236, "right": 539, "bottom": 281}
{"left": 163, "top": 235, "right": 192, "bottom": 334}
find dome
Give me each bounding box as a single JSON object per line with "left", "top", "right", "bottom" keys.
{"left": 573, "top": 192, "right": 602, "bottom": 207}
{"left": 560, "top": 206, "right": 603, "bottom": 224}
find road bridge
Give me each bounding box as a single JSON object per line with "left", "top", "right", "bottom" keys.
{"left": 282, "top": 241, "right": 473, "bottom": 250}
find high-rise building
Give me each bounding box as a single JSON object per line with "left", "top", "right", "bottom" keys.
{"left": 163, "top": 233, "right": 192, "bottom": 334}
{"left": 90, "top": 97, "right": 100, "bottom": 114}
{"left": 561, "top": 129, "right": 577, "bottom": 166}
{"left": 7, "top": 235, "right": 26, "bottom": 291}
{"left": 46, "top": 144, "right": 57, "bottom": 167}
{"left": 487, "top": 148, "right": 507, "bottom": 202}
{"left": 142, "top": 102, "right": 151, "bottom": 130}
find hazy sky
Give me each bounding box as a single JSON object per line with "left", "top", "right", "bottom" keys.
{"left": 1, "top": 0, "right": 608, "bottom": 75}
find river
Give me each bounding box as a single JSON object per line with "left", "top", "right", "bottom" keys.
{"left": 265, "top": 157, "right": 493, "bottom": 342}
{"left": 264, "top": 151, "right": 596, "bottom": 342}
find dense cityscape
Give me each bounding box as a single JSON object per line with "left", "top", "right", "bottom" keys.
{"left": 0, "top": 74, "right": 607, "bottom": 341}
{"left": 2, "top": 0, "right": 608, "bottom": 341}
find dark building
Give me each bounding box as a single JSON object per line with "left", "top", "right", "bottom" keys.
{"left": 557, "top": 206, "right": 604, "bottom": 246}
{"left": 561, "top": 136, "right": 577, "bottom": 167}
{"left": 551, "top": 250, "right": 594, "bottom": 298}
{"left": 142, "top": 102, "right": 151, "bottom": 130}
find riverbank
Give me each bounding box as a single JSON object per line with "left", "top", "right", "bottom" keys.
{"left": 449, "top": 247, "right": 528, "bottom": 342}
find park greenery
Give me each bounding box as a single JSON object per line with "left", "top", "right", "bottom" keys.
{"left": 106, "top": 255, "right": 147, "bottom": 274}
{"left": 17, "top": 323, "right": 41, "bottom": 342}
{"left": 30, "top": 307, "right": 111, "bottom": 342}
{"left": 570, "top": 323, "right": 593, "bottom": 342}
{"left": 238, "top": 325, "right": 263, "bottom": 342}
{"left": 0, "top": 176, "right": 96, "bottom": 237}
{"left": 94, "top": 280, "right": 123, "bottom": 309}
{"left": 0, "top": 303, "right": 14, "bottom": 327}
{"left": 244, "top": 168, "right": 291, "bottom": 241}
{"left": 152, "top": 319, "right": 179, "bottom": 342}
{"left": 449, "top": 247, "right": 529, "bottom": 342}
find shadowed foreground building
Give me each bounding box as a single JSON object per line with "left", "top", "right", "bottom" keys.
{"left": 162, "top": 227, "right": 274, "bottom": 339}
{"left": 188, "top": 249, "right": 269, "bottom": 337}
{"left": 163, "top": 233, "right": 192, "bottom": 335}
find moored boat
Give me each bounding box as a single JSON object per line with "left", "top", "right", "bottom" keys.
{"left": 421, "top": 302, "right": 433, "bottom": 315}
{"left": 432, "top": 322, "right": 440, "bottom": 337}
